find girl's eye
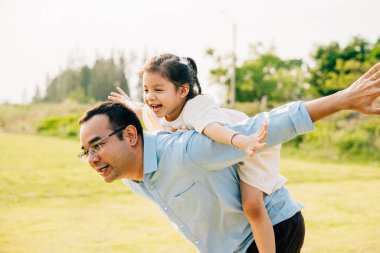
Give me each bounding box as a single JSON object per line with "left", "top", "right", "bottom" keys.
{"left": 143, "top": 89, "right": 148, "bottom": 93}
{"left": 155, "top": 89, "right": 163, "bottom": 92}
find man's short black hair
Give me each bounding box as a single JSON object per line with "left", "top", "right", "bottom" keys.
{"left": 79, "top": 102, "right": 143, "bottom": 140}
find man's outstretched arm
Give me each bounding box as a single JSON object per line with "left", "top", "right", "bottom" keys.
{"left": 187, "top": 62, "right": 380, "bottom": 171}
{"left": 186, "top": 101, "right": 314, "bottom": 171}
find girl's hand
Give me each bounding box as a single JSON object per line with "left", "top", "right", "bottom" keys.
{"left": 232, "top": 121, "right": 268, "bottom": 157}
{"left": 108, "top": 87, "right": 136, "bottom": 111}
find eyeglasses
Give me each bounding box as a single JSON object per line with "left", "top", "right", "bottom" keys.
{"left": 78, "top": 126, "right": 127, "bottom": 162}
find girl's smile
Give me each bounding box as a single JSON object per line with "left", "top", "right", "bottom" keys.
{"left": 142, "top": 71, "right": 188, "bottom": 121}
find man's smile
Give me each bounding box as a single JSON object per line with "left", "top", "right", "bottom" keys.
{"left": 97, "top": 165, "right": 112, "bottom": 177}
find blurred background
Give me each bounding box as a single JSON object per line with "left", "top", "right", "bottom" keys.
{"left": 1, "top": 0, "right": 380, "bottom": 252}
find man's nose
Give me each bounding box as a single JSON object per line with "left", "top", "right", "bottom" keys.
{"left": 88, "top": 151, "right": 100, "bottom": 165}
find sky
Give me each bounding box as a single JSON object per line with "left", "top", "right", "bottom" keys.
{"left": 1, "top": 0, "right": 379, "bottom": 104}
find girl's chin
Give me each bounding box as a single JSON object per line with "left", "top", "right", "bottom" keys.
{"left": 154, "top": 112, "right": 165, "bottom": 118}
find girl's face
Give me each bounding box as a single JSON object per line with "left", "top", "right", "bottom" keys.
{"left": 142, "top": 71, "right": 188, "bottom": 121}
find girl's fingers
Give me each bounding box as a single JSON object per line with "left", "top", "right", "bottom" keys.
{"left": 254, "top": 142, "right": 267, "bottom": 150}
{"left": 110, "top": 92, "right": 124, "bottom": 99}
{"left": 256, "top": 120, "right": 268, "bottom": 136}
{"left": 257, "top": 128, "right": 267, "bottom": 141}
{"left": 246, "top": 142, "right": 267, "bottom": 157}
{"left": 116, "top": 87, "right": 127, "bottom": 96}
{"left": 108, "top": 95, "right": 123, "bottom": 103}
{"left": 250, "top": 142, "right": 267, "bottom": 151}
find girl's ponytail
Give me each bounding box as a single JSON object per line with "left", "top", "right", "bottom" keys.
{"left": 185, "top": 57, "right": 202, "bottom": 95}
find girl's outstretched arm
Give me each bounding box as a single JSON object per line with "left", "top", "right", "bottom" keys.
{"left": 108, "top": 87, "right": 143, "bottom": 118}
{"left": 203, "top": 121, "right": 267, "bottom": 157}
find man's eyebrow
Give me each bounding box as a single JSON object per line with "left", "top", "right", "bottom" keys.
{"left": 81, "top": 136, "right": 101, "bottom": 150}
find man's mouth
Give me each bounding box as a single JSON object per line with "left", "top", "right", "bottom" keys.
{"left": 98, "top": 165, "right": 111, "bottom": 177}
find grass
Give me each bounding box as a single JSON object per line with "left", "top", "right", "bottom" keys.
{"left": 1, "top": 133, "right": 379, "bottom": 252}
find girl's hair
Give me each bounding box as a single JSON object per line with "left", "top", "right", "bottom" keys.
{"left": 141, "top": 53, "right": 202, "bottom": 100}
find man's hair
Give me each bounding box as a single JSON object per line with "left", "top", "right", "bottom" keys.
{"left": 79, "top": 102, "right": 143, "bottom": 140}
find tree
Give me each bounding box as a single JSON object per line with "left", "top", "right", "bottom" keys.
{"left": 32, "top": 84, "right": 42, "bottom": 103}
{"left": 43, "top": 55, "right": 131, "bottom": 103}
{"left": 309, "top": 36, "right": 380, "bottom": 96}
{"left": 207, "top": 43, "right": 309, "bottom": 103}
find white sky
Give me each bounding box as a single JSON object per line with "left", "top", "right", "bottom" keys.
{"left": 1, "top": 0, "right": 379, "bottom": 103}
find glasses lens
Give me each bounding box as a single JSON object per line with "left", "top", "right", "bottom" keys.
{"left": 78, "top": 151, "right": 88, "bottom": 163}
{"left": 78, "top": 143, "right": 103, "bottom": 163}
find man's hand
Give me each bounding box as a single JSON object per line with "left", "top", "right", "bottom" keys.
{"left": 305, "top": 62, "right": 380, "bottom": 122}
{"left": 338, "top": 62, "right": 380, "bottom": 114}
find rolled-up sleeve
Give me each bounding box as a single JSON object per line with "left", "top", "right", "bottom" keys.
{"left": 186, "top": 101, "right": 315, "bottom": 171}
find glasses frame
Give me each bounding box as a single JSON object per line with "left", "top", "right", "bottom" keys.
{"left": 78, "top": 126, "right": 127, "bottom": 161}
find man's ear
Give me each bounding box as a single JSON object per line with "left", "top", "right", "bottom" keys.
{"left": 123, "top": 125, "right": 139, "bottom": 146}
{"left": 178, "top": 83, "right": 190, "bottom": 98}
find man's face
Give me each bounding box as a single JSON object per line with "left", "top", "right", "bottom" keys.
{"left": 79, "top": 114, "right": 134, "bottom": 183}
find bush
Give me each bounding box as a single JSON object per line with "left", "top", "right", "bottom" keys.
{"left": 283, "top": 114, "right": 380, "bottom": 163}
{"left": 37, "top": 114, "right": 81, "bottom": 139}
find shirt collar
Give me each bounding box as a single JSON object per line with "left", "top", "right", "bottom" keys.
{"left": 143, "top": 132, "right": 158, "bottom": 178}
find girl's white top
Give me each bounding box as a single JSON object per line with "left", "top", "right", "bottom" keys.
{"left": 142, "top": 94, "right": 287, "bottom": 194}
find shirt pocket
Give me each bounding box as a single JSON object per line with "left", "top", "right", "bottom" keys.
{"left": 168, "top": 182, "right": 218, "bottom": 238}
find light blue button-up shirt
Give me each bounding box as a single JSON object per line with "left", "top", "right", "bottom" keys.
{"left": 122, "top": 101, "right": 315, "bottom": 253}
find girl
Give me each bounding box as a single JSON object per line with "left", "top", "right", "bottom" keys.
{"left": 109, "top": 54, "right": 285, "bottom": 253}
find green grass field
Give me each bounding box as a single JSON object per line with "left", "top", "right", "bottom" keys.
{"left": 1, "top": 133, "right": 379, "bottom": 253}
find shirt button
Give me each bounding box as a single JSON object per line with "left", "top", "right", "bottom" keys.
{"left": 150, "top": 186, "right": 154, "bottom": 189}
{"left": 163, "top": 206, "right": 168, "bottom": 211}
{"left": 180, "top": 224, "right": 184, "bottom": 228}
{"left": 195, "top": 240, "right": 199, "bottom": 244}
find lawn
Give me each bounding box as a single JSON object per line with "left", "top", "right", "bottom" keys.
{"left": 1, "top": 133, "right": 379, "bottom": 252}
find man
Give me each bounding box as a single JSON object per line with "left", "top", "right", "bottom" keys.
{"left": 78, "top": 63, "right": 380, "bottom": 253}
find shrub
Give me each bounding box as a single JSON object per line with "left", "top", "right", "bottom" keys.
{"left": 37, "top": 114, "right": 81, "bottom": 139}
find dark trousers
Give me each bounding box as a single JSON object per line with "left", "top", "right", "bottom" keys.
{"left": 246, "top": 211, "right": 305, "bottom": 253}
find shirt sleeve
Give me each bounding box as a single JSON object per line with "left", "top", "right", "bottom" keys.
{"left": 182, "top": 95, "right": 230, "bottom": 133}
{"left": 186, "top": 101, "right": 315, "bottom": 171}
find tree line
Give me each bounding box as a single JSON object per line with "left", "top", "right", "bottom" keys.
{"left": 34, "top": 36, "right": 380, "bottom": 105}
{"left": 33, "top": 56, "right": 130, "bottom": 104}
{"left": 208, "top": 36, "right": 380, "bottom": 104}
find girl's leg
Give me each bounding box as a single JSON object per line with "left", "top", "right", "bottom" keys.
{"left": 247, "top": 212, "right": 305, "bottom": 253}
{"left": 240, "top": 180, "right": 275, "bottom": 253}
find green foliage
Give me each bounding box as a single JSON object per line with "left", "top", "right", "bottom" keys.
{"left": 309, "top": 36, "right": 380, "bottom": 96}
{"left": 208, "top": 37, "right": 380, "bottom": 104}
{"left": 37, "top": 113, "right": 81, "bottom": 139}
{"left": 332, "top": 117, "right": 380, "bottom": 160}
{"left": 207, "top": 43, "right": 312, "bottom": 103}
{"left": 44, "top": 56, "right": 130, "bottom": 103}
{"left": 0, "top": 101, "right": 89, "bottom": 135}
{"left": 283, "top": 113, "right": 380, "bottom": 163}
